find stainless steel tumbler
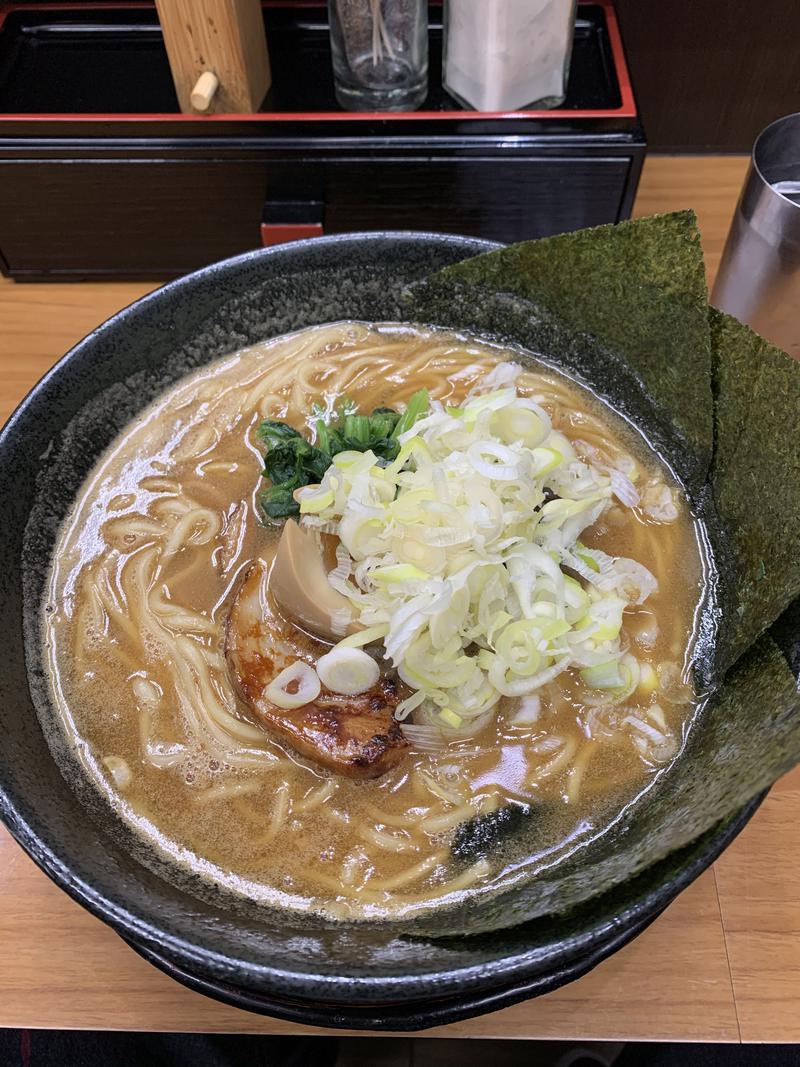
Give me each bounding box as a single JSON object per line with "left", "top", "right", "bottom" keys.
{"left": 712, "top": 113, "right": 800, "bottom": 359}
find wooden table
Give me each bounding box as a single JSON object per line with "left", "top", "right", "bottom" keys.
{"left": 1, "top": 155, "right": 798, "bottom": 1043}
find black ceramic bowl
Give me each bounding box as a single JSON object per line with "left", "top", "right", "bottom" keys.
{"left": 0, "top": 233, "right": 765, "bottom": 1031}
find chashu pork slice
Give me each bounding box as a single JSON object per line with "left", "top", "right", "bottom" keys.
{"left": 225, "top": 556, "right": 408, "bottom": 779}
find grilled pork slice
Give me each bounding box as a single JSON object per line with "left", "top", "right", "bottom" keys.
{"left": 225, "top": 557, "right": 408, "bottom": 779}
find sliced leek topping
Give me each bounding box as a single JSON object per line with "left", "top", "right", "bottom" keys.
{"left": 296, "top": 364, "right": 660, "bottom": 736}
{"left": 317, "top": 647, "right": 380, "bottom": 696}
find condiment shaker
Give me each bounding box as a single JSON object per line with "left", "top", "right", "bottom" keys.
{"left": 444, "top": 0, "right": 578, "bottom": 112}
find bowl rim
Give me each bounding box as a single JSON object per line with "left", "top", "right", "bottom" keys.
{"left": 1, "top": 779, "right": 763, "bottom": 1003}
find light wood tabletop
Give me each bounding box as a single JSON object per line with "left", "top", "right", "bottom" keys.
{"left": 1, "top": 154, "right": 798, "bottom": 1043}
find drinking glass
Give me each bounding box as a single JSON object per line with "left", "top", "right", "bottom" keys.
{"left": 329, "top": 0, "right": 428, "bottom": 112}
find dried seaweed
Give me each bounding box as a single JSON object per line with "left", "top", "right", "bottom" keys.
{"left": 709, "top": 308, "right": 800, "bottom": 670}
{"left": 435, "top": 211, "right": 714, "bottom": 488}
{"left": 452, "top": 803, "right": 535, "bottom": 862}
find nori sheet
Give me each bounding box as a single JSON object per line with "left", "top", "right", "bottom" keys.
{"left": 709, "top": 308, "right": 800, "bottom": 670}
{"left": 407, "top": 275, "right": 705, "bottom": 495}
{"left": 400, "top": 211, "right": 800, "bottom": 934}
{"left": 435, "top": 210, "right": 714, "bottom": 488}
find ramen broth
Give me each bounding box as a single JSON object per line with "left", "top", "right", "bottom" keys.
{"left": 43, "top": 323, "right": 704, "bottom": 920}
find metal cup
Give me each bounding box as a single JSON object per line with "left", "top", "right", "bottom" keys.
{"left": 712, "top": 112, "right": 800, "bottom": 359}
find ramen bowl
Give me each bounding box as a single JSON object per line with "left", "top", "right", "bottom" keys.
{"left": 0, "top": 233, "right": 776, "bottom": 1030}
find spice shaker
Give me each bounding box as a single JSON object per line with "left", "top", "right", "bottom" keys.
{"left": 444, "top": 0, "right": 578, "bottom": 112}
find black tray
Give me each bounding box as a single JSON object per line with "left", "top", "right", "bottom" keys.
{"left": 0, "top": 4, "right": 644, "bottom": 278}
{"left": 0, "top": 3, "right": 621, "bottom": 115}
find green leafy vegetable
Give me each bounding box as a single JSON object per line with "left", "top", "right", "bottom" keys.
{"left": 262, "top": 444, "right": 303, "bottom": 487}
{"left": 317, "top": 407, "right": 403, "bottom": 461}
{"left": 260, "top": 485, "right": 300, "bottom": 520}
{"left": 256, "top": 419, "right": 303, "bottom": 446}
{"left": 315, "top": 418, "right": 332, "bottom": 456}
{"left": 257, "top": 427, "right": 331, "bottom": 522}
{"left": 392, "top": 388, "right": 429, "bottom": 440}
{"left": 256, "top": 392, "right": 429, "bottom": 521}
{"left": 264, "top": 439, "right": 330, "bottom": 486}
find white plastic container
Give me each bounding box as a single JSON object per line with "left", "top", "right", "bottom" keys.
{"left": 443, "top": 0, "right": 578, "bottom": 113}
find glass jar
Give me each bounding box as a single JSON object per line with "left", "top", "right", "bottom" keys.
{"left": 443, "top": 0, "right": 578, "bottom": 113}
{"left": 329, "top": 0, "right": 429, "bottom": 112}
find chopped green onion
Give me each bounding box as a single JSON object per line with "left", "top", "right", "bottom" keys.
{"left": 486, "top": 610, "right": 513, "bottom": 645}
{"left": 575, "top": 596, "right": 626, "bottom": 641}
{"left": 531, "top": 447, "right": 563, "bottom": 476}
{"left": 580, "top": 660, "right": 629, "bottom": 690}
{"left": 575, "top": 542, "right": 601, "bottom": 572}
{"left": 372, "top": 564, "right": 429, "bottom": 583}
{"left": 438, "top": 707, "right": 463, "bottom": 729}
{"left": 531, "top": 601, "right": 558, "bottom": 618}
{"left": 637, "top": 662, "right": 659, "bottom": 695}
{"left": 495, "top": 621, "right": 543, "bottom": 675}
{"left": 385, "top": 437, "right": 430, "bottom": 478}
{"left": 317, "top": 647, "right": 379, "bottom": 696}
{"left": 298, "top": 487, "right": 334, "bottom": 514}
{"left": 334, "top": 625, "right": 389, "bottom": 650}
